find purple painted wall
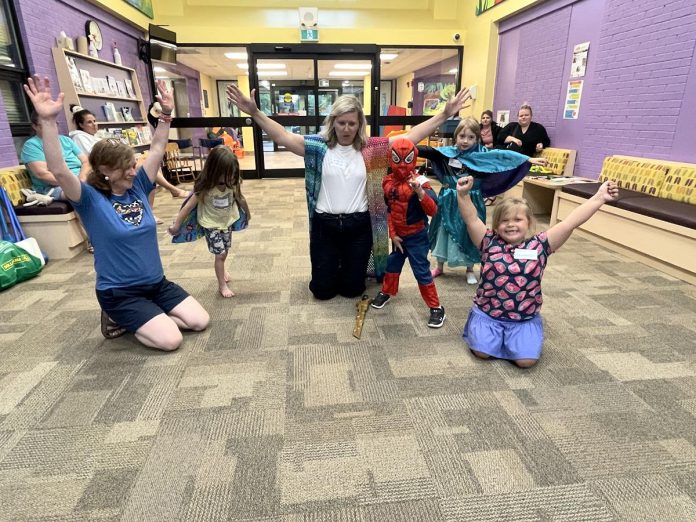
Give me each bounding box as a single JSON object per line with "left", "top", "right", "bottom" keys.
{"left": 494, "top": 0, "right": 696, "bottom": 178}
{"left": 0, "top": 0, "right": 151, "bottom": 165}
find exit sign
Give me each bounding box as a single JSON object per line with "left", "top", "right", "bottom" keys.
{"left": 300, "top": 28, "right": 319, "bottom": 42}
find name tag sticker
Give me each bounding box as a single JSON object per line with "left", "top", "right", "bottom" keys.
{"left": 514, "top": 248, "right": 538, "bottom": 260}
{"left": 448, "top": 158, "right": 463, "bottom": 168}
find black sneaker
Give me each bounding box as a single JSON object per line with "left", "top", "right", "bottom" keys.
{"left": 371, "top": 292, "right": 391, "bottom": 309}
{"left": 427, "top": 306, "right": 446, "bottom": 328}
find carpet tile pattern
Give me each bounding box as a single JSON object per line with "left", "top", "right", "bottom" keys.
{"left": 0, "top": 178, "right": 695, "bottom": 521}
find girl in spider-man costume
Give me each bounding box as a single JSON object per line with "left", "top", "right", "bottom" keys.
{"left": 370, "top": 138, "right": 446, "bottom": 328}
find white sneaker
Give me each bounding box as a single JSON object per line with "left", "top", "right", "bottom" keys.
{"left": 466, "top": 272, "right": 478, "bottom": 285}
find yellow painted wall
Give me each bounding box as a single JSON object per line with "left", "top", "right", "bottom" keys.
{"left": 459, "top": 0, "right": 541, "bottom": 115}
{"left": 90, "top": 0, "right": 151, "bottom": 30}
{"left": 198, "top": 72, "right": 217, "bottom": 117}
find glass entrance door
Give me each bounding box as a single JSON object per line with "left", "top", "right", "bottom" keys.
{"left": 249, "top": 45, "right": 378, "bottom": 177}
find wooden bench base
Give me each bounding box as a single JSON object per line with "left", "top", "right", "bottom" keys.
{"left": 18, "top": 212, "right": 86, "bottom": 260}
{"left": 554, "top": 192, "right": 696, "bottom": 285}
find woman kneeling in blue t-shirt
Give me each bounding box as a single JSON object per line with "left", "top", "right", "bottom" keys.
{"left": 23, "top": 75, "right": 209, "bottom": 351}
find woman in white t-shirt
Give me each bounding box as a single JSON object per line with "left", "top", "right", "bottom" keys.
{"left": 227, "top": 85, "right": 471, "bottom": 300}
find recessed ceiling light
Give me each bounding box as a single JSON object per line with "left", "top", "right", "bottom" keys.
{"left": 334, "top": 63, "right": 372, "bottom": 70}
{"left": 257, "top": 63, "right": 286, "bottom": 70}
{"left": 257, "top": 71, "right": 288, "bottom": 77}
{"left": 380, "top": 53, "right": 398, "bottom": 60}
{"left": 448, "top": 68, "right": 458, "bottom": 74}
{"left": 225, "top": 52, "right": 247, "bottom": 60}
{"left": 153, "top": 66, "right": 167, "bottom": 73}
{"left": 237, "top": 63, "right": 249, "bottom": 69}
{"left": 329, "top": 71, "right": 369, "bottom": 77}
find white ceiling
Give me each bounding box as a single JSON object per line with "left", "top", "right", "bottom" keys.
{"left": 171, "top": 46, "right": 458, "bottom": 81}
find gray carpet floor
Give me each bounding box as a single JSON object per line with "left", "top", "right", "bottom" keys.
{"left": 1, "top": 178, "right": 695, "bottom": 521}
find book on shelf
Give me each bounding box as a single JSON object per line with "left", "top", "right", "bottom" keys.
{"left": 66, "top": 57, "right": 83, "bottom": 92}
{"left": 93, "top": 77, "right": 109, "bottom": 95}
{"left": 116, "top": 81, "right": 127, "bottom": 98}
{"left": 102, "top": 102, "right": 117, "bottom": 122}
{"left": 106, "top": 75, "right": 119, "bottom": 96}
{"left": 124, "top": 128, "right": 140, "bottom": 146}
{"left": 79, "top": 69, "right": 93, "bottom": 93}
{"left": 140, "top": 126, "right": 152, "bottom": 143}
{"left": 124, "top": 79, "right": 135, "bottom": 98}
{"left": 121, "top": 106, "right": 134, "bottom": 122}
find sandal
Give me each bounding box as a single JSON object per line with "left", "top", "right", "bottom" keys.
{"left": 101, "top": 310, "right": 126, "bottom": 339}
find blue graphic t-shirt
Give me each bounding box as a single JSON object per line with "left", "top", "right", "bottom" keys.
{"left": 70, "top": 167, "right": 163, "bottom": 290}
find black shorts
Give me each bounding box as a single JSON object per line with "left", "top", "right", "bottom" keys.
{"left": 95, "top": 277, "right": 190, "bottom": 333}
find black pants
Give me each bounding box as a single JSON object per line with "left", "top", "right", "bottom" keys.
{"left": 309, "top": 211, "right": 372, "bottom": 300}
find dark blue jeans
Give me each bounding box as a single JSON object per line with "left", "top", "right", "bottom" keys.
{"left": 309, "top": 211, "right": 372, "bottom": 300}
{"left": 385, "top": 228, "right": 433, "bottom": 285}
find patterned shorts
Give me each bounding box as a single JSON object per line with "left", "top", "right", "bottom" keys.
{"left": 203, "top": 226, "right": 232, "bottom": 255}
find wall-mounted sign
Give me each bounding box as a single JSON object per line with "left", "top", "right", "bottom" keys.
{"left": 571, "top": 41, "right": 590, "bottom": 78}
{"left": 563, "top": 80, "right": 584, "bottom": 119}
{"left": 300, "top": 28, "right": 319, "bottom": 42}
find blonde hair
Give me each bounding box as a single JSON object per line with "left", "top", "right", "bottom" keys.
{"left": 319, "top": 95, "right": 368, "bottom": 150}
{"left": 453, "top": 117, "right": 481, "bottom": 143}
{"left": 519, "top": 103, "right": 533, "bottom": 117}
{"left": 87, "top": 139, "right": 135, "bottom": 195}
{"left": 492, "top": 198, "right": 535, "bottom": 236}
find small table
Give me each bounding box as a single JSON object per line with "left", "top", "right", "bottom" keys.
{"left": 504, "top": 176, "right": 596, "bottom": 223}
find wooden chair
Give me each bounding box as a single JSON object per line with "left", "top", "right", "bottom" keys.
{"left": 163, "top": 143, "right": 195, "bottom": 184}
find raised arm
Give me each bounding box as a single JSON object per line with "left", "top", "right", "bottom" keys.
{"left": 227, "top": 84, "right": 305, "bottom": 157}
{"left": 546, "top": 181, "right": 618, "bottom": 251}
{"left": 23, "top": 76, "right": 82, "bottom": 202}
{"left": 142, "top": 80, "right": 174, "bottom": 183}
{"left": 399, "top": 87, "right": 472, "bottom": 145}
{"left": 456, "top": 176, "right": 487, "bottom": 248}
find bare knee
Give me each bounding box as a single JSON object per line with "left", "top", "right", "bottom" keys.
{"left": 188, "top": 310, "right": 210, "bottom": 331}
{"left": 137, "top": 328, "right": 183, "bottom": 351}
{"left": 514, "top": 358, "right": 538, "bottom": 369}
{"left": 471, "top": 350, "right": 491, "bottom": 360}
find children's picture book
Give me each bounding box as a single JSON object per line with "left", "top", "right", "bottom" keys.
{"left": 94, "top": 77, "right": 109, "bottom": 95}
{"left": 79, "top": 70, "right": 93, "bottom": 93}
{"left": 124, "top": 79, "right": 135, "bottom": 98}
{"left": 124, "top": 128, "right": 139, "bottom": 146}
{"left": 116, "top": 80, "right": 127, "bottom": 98}
{"left": 102, "top": 102, "right": 117, "bottom": 122}
{"left": 66, "top": 57, "right": 83, "bottom": 92}
{"left": 140, "top": 126, "right": 152, "bottom": 143}
{"left": 106, "top": 75, "right": 118, "bottom": 95}
{"left": 121, "top": 106, "right": 134, "bottom": 122}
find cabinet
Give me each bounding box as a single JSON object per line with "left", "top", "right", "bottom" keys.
{"left": 52, "top": 47, "right": 151, "bottom": 147}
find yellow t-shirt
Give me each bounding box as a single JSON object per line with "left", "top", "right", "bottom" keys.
{"left": 197, "top": 187, "right": 240, "bottom": 229}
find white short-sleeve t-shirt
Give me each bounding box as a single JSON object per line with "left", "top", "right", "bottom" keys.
{"left": 315, "top": 144, "right": 368, "bottom": 214}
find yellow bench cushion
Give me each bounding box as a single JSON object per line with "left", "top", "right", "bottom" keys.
{"left": 0, "top": 167, "right": 32, "bottom": 206}
{"left": 539, "top": 148, "right": 569, "bottom": 176}
{"left": 659, "top": 166, "right": 696, "bottom": 204}
{"left": 598, "top": 157, "right": 666, "bottom": 196}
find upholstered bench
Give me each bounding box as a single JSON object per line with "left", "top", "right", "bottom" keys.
{"left": 554, "top": 156, "right": 696, "bottom": 284}
{"left": 0, "top": 166, "right": 86, "bottom": 259}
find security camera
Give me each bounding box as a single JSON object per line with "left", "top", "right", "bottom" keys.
{"left": 453, "top": 33, "right": 461, "bottom": 42}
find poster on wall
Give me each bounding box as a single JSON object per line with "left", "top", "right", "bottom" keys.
{"left": 422, "top": 82, "right": 456, "bottom": 116}
{"left": 563, "top": 80, "right": 584, "bottom": 119}
{"left": 123, "top": 0, "right": 153, "bottom": 19}
{"left": 476, "top": 0, "right": 509, "bottom": 16}
{"left": 496, "top": 110, "right": 510, "bottom": 127}
{"left": 571, "top": 41, "right": 590, "bottom": 78}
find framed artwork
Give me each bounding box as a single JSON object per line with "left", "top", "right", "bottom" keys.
{"left": 216, "top": 80, "right": 240, "bottom": 117}
{"left": 476, "top": 0, "right": 509, "bottom": 16}
{"left": 123, "top": 0, "right": 154, "bottom": 19}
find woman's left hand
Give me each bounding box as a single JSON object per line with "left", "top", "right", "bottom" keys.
{"left": 443, "top": 87, "right": 473, "bottom": 118}
{"left": 536, "top": 143, "right": 544, "bottom": 152}
{"left": 529, "top": 157, "right": 548, "bottom": 166}
{"left": 156, "top": 80, "right": 174, "bottom": 114}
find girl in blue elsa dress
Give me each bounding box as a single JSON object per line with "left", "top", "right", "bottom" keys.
{"left": 418, "top": 117, "right": 548, "bottom": 283}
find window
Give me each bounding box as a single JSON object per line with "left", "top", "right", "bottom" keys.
{"left": 0, "top": 0, "right": 30, "bottom": 139}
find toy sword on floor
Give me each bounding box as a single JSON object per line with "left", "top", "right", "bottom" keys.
{"left": 353, "top": 295, "right": 372, "bottom": 339}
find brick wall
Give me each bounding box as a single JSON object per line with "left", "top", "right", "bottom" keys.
{"left": 0, "top": 0, "right": 151, "bottom": 165}
{"left": 494, "top": 0, "right": 696, "bottom": 178}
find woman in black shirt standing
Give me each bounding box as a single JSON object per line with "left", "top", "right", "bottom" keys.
{"left": 497, "top": 104, "right": 550, "bottom": 157}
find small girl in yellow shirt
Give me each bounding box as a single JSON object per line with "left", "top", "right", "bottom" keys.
{"left": 169, "top": 146, "right": 250, "bottom": 297}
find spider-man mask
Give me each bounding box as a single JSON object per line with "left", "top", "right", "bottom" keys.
{"left": 389, "top": 138, "right": 418, "bottom": 181}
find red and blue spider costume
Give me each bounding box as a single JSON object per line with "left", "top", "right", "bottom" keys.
{"left": 379, "top": 139, "right": 442, "bottom": 309}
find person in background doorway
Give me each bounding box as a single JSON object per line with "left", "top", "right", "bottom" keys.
{"left": 479, "top": 110, "right": 501, "bottom": 149}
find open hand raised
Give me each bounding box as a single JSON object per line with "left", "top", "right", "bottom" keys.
{"left": 227, "top": 84, "right": 260, "bottom": 116}
{"left": 443, "top": 87, "right": 473, "bottom": 118}
{"left": 23, "top": 76, "right": 63, "bottom": 120}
